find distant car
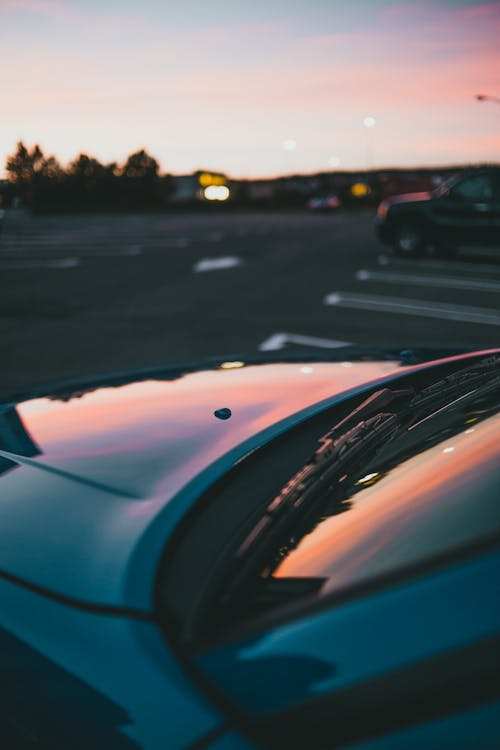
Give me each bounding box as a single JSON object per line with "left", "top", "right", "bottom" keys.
{"left": 375, "top": 167, "right": 500, "bottom": 257}
{"left": 307, "top": 195, "right": 341, "bottom": 212}
{"left": 0, "top": 348, "right": 499, "bottom": 749}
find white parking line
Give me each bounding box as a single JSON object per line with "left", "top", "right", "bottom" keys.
{"left": 165, "top": 238, "right": 190, "bottom": 248}
{"left": 193, "top": 256, "right": 242, "bottom": 272}
{"left": 356, "top": 269, "right": 500, "bottom": 292}
{"left": 0, "top": 258, "right": 81, "bottom": 269}
{"left": 377, "top": 254, "right": 500, "bottom": 276}
{"left": 259, "top": 332, "right": 351, "bottom": 351}
{"left": 324, "top": 291, "right": 500, "bottom": 326}
{"left": 0, "top": 247, "right": 143, "bottom": 259}
{"left": 82, "top": 246, "right": 143, "bottom": 257}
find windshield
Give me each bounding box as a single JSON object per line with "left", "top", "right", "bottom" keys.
{"left": 270, "top": 412, "right": 499, "bottom": 597}
{"left": 431, "top": 173, "right": 461, "bottom": 198}
{"left": 1, "top": 2, "right": 499, "bottom": 394}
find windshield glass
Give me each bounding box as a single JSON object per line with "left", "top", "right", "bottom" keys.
{"left": 271, "top": 412, "right": 499, "bottom": 596}
{"left": 431, "top": 173, "right": 460, "bottom": 198}
{"left": 1, "top": 2, "right": 499, "bottom": 394}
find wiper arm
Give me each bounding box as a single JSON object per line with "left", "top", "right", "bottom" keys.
{"left": 407, "top": 355, "right": 500, "bottom": 427}
{"left": 411, "top": 355, "right": 499, "bottom": 409}
{"left": 318, "top": 386, "right": 414, "bottom": 443}
{"left": 227, "top": 408, "right": 404, "bottom": 614}
{"left": 237, "top": 394, "right": 409, "bottom": 559}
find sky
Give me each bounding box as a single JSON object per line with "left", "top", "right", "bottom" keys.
{"left": 1, "top": 0, "right": 499, "bottom": 178}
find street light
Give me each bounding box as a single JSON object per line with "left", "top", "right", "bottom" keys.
{"left": 475, "top": 94, "right": 500, "bottom": 105}
{"left": 362, "top": 116, "right": 376, "bottom": 169}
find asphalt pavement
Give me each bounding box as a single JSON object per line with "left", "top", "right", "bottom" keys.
{"left": 1, "top": 209, "right": 499, "bottom": 393}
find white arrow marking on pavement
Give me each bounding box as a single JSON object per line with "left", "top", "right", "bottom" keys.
{"left": 356, "top": 269, "right": 500, "bottom": 292}
{"left": 324, "top": 291, "right": 500, "bottom": 326}
{"left": 259, "top": 332, "right": 352, "bottom": 351}
{"left": 193, "top": 256, "right": 242, "bottom": 272}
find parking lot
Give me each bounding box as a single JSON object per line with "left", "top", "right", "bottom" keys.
{"left": 1, "top": 209, "right": 499, "bottom": 394}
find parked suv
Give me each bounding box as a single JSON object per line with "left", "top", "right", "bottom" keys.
{"left": 375, "top": 167, "right": 500, "bottom": 257}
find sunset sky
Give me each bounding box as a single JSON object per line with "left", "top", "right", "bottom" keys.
{"left": 1, "top": 0, "right": 499, "bottom": 178}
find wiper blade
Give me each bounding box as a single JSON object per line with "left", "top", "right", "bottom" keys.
{"left": 230, "top": 407, "right": 404, "bottom": 613}
{"left": 407, "top": 355, "right": 500, "bottom": 428}
{"left": 317, "top": 387, "right": 414, "bottom": 444}
{"left": 237, "top": 393, "right": 410, "bottom": 558}
{"left": 410, "top": 355, "right": 500, "bottom": 411}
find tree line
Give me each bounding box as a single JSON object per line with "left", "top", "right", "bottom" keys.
{"left": 3, "top": 142, "right": 171, "bottom": 212}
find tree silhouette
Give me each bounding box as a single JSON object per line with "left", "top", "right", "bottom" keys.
{"left": 119, "top": 148, "right": 160, "bottom": 208}
{"left": 5, "top": 142, "right": 64, "bottom": 209}
{"left": 6, "top": 142, "right": 45, "bottom": 184}
{"left": 69, "top": 154, "right": 106, "bottom": 179}
{"left": 121, "top": 149, "right": 159, "bottom": 180}
{"left": 3, "top": 143, "right": 166, "bottom": 212}
{"left": 39, "top": 154, "right": 63, "bottom": 180}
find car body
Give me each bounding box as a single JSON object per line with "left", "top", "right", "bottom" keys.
{"left": 0, "top": 348, "right": 499, "bottom": 749}
{"left": 375, "top": 167, "right": 500, "bottom": 257}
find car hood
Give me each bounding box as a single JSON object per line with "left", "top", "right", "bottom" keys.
{"left": 0, "top": 356, "right": 455, "bottom": 611}
{"left": 388, "top": 190, "right": 431, "bottom": 206}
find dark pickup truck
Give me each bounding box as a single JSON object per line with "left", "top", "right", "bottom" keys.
{"left": 375, "top": 167, "right": 500, "bottom": 257}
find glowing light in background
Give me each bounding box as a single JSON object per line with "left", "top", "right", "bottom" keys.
{"left": 328, "top": 156, "right": 341, "bottom": 168}
{"left": 363, "top": 116, "right": 376, "bottom": 128}
{"left": 350, "top": 182, "right": 371, "bottom": 198}
{"left": 282, "top": 139, "right": 297, "bottom": 151}
{"left": 219, "top": 361, "right": 245, "bottom": 370}
{"left": 204, "top": 185, "right": 230, "bottom": 201}
{"left": 199, "top": 172, "right": 227, "bottom": 187}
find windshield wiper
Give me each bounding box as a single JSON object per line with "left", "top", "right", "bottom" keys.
{"left": 407, "top": 355, "right": 500, "bottom": 428}
{"left": 217, "top": 407, "right": 405, "bottom": 618}
{"left": 237, "top": 389, "right": 413, "bottom": 560}
{"left": 237, "top": 355, "right": 500, "bottom": 561}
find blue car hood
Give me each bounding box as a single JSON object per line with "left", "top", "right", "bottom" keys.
{"left": 0, "top": 359, "right": 410, "bottom": 610}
